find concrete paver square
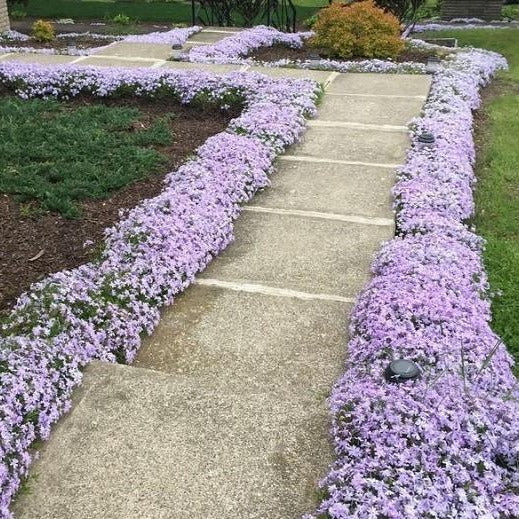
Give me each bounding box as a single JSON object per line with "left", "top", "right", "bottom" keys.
{"left": 247, "top": 66, "right": 331, "bottom": 82}
{"left": 13, "top": 362, "right": 333, "bottom": 519}
{"left": 327, "top": 72, "right": 431, "bottom": 96}
{"left": 188, "top": 31, "right": 230, "bottom": 43}
{"left": 77, "top": 57, "right": 157, "bottom": 68}
{"left": 291, "top": 125, "right": 410, "bottom": 165}
{"left": 199, "top": 211, "right": 392, "bottom": 297}
{"left": 136, "top": 284, "right": 350, "bottom": 395}
{"left": 318, "top": 94, "right": 424, "bottom": 126}
{"left": 94, "top": 41, "right": 173, "bottom": 60}
{"left": 252, "top": 160, "right": 396, "bottom": 219}
{"left": 1, "top": 53, "right": 76, "bottom": 65}
{"left": 161, "top": 61, "right": 241, "bottom": 73}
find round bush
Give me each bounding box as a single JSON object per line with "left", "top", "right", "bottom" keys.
{"left": 311, "top": 1, "right": 405, "bottom": 60}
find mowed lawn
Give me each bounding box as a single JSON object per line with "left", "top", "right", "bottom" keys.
{"left": 421, "top": 29, "right": 519, "bottom": 365}
{"left": 9, "top": 0, "right": 329, "bottom": 23}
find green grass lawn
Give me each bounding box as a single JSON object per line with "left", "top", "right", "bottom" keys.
{"left": 0, "top": 97, "right": 171, "bottom": 217}
{"left": 9, "top": 0, "right": 328, "bottom": 24}
{"left": 420, "top": 29, "right": 519, "bottom": 363}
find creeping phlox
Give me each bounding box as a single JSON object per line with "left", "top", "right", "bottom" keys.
{"left": 304, "top": 49, "right": 519, "bottom": 519}
{"left": 0, "top": 63, "right": 319, "bottom": 519}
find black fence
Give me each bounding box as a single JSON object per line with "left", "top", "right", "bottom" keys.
{"left": 191, "top": 0, "right": 297, "bottom": 32}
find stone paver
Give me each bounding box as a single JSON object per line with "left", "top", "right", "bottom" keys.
{"left": 77, "top": 56, "right": 160, "bottom": 68}
{"left": 253, "top": 160, "right": 396, "bottom": 219}
{"left": 94, "top": 41, "right": 173, "bottom": 59}
{"left": 12, "top": 362, "right": 333, "bottom": 519}
{"left": 327, "top": 72, "right": 431, "bottom": 97}
{"left": 292, "top": 125, "right": 410, "bottom": 165}
{"left": 1, "top": 53, "right": 76, "bottom": 65}
{"left": 199, "top": 211, "right": 392, "bottom": 297}
{"left": 161, "top": 61, "right": 242, "bottom": 73}
{"left": 10, "top": 50, "right": 431, "bottom": 519}
{"left": 317, "top": 94, "right": 425, "bottom": 126}
{"left": 248, "top": 65, "right": 332, "bottom": 82}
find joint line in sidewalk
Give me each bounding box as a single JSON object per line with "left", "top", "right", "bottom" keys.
{"left": 195, "top": 278, "right": 356, "bottom": 304}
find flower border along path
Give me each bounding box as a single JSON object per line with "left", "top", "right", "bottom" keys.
{"left": 303, "top": 49, "right": 519, "bottom": 519}
{"left": 0, "top": 63, "right": 320, "bottom": 518}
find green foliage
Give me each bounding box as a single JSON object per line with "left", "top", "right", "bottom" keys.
{"left": 111, "top": 13, "right": 132, "bottom": 25}
{"left": 0, "top": 97, "right": 173, "bottom": 218}
{"left": 374, "top": 0, "right": 426, "bottom": 22}
{"left": 10, "top": 9, "right": 27, "bottom": 19}
{"left": 31, "top": 19, "right": 55, "bottom": 42}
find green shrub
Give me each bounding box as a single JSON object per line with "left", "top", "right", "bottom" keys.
{"left": 32, "top": 20, "right": 55, "bottom": 42}
{"left": 311, "top": 1, "right": 405, "bottom": 60}
{"left": 112, "top": 13, "right": 131, "bottom": 25}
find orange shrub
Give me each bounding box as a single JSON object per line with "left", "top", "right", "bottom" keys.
{"left": 310, "top": 1, "right": 404, "bottom": 60}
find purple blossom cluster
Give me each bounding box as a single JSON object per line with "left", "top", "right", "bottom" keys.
{"left": 0, "top": 62, "right": 319, "bottom": 518}
{"left": 123, "top": 26, "right": 200, "bottom": 45}
{"left": 186, "top": 25, "right": 313, "bottom": 64}
{"left": 305, "top": 49, "right": 519, "bottom": 519}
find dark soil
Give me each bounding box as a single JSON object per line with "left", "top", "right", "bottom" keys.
{"left": 249, "top": 43, "right": 439, "bottom": 64}
{"left": 0, "top": 34, "right": 116, "bottom": 51}
{"left": 0, "top": 95, "right": 239, "bottom": 315}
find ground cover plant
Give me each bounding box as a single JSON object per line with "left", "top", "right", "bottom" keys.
{"left": 0, "top": 63, "right": 320, "bottom": 518}
{"left": 0, "top": 93, "right": 235, "bottom": 315}
{"left": 415, "top": 28, "right": 519, "bottom": 366}
{"left": 303, "top": 45, "right": 519, "bottom": 519}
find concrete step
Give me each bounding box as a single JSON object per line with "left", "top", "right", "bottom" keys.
{"left": 135, "top": 283, "right": 350, "bottom": 395}
{"left": 199, "top": 210, "right": 392, "bottom": 298}
{"left": 12, "top": 362, "right": 333, "bottom": 519}
{"left": 254, "top": 159, "right": 396, "bottom": 219}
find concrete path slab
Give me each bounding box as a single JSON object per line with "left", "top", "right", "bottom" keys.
{"left": 291, "top": 125, "right": 410, "bottom": 165}
{"left": 253, "top": 160, "right": 396, "bottom": 219}
{"left": 327, "top": 72, "right": 431, "bottom": 96}
{"left": 94, "top": 41, "right": 173, "bottom": 60}
{"left": 76, "top": 56, "right": 160, "bottom": 68}
{"left": 188, "top": 31, "right": 233, "bottom": 43}
{"left": 199, "top": 211, "right": 392, "bottom": 297}
{"left": 12, "top": 362, "right": 333, "bottom": 519}
{"left": 317, "top": 94, "right": 425, "bottom": 126}
{"left": 161, "top": 61, "right": 242, "bottom": 73}
{"left": 247, "top": 66, "right": 332, "bottom": 82}
{"left": 1, "top": 53, "right": 76, "bottom": 65}
{"left": 136, "top": 284, "right": 350, "bottom": 395}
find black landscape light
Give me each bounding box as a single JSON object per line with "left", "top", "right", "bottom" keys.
{"left": 67, "top": 39, "right": 77, "bottom": 55}
{"left": 385, "top": 359, "right": 421, "bottom": 383}
{"left": 307, "top": 52, "right": 321, "bottom": 67}
{"left": 417, "top": 131, "right": 435, "bottom": 150}
{"left": 426, "top": 56, "right": 442, "bottom": 74}
{"left": 171, "top": 43, "right": 183, "bottom": 61}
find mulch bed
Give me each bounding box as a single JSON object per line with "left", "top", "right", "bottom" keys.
{"left": 0, "top": 95, "right": 238, "bottom": 315}
{"left": 0, "top": 35, "right": 116, "bottom": 51}
{"left": 249, "top": 43, "right": 439, "bottom": 64}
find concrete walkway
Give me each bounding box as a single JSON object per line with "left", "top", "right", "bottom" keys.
{"left": 7, "top": 31, "right": 431, "bottom": 519}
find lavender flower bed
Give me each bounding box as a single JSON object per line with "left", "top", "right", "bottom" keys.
{"left": 305, "top": 49, "right": 519, "bottom": 519}
{"left": 185, "top": 25, "right": 426, "bottom": 74}
{"left": 0, "top": 63, "right": 319, "bottom": 519}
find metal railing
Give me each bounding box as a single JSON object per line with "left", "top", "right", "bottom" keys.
{"left": 191, "top": 0, "right": 297, "bottom": 32}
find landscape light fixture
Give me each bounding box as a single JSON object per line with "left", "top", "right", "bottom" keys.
{"left": 307, "top": 52, "right": 321, "bottom": 67}
{"left": 67, "top": 39, "right": 77, "bottom": 55}
{"left": 385, "top": 359, "right": 421, "bottom": 383}
{"left": 417, "top": 131, "right": 435, "bottom": 151}
{"left": 171, "top": 43, "right": 183, "bottom": 61}
{"left": 426, "top": 56, "right": 442, "bottom": 75}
